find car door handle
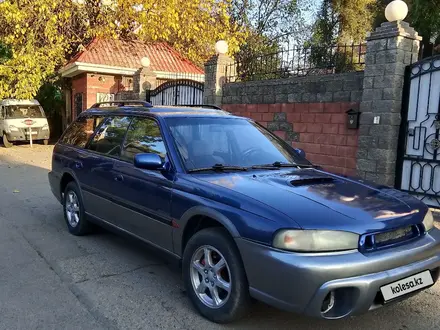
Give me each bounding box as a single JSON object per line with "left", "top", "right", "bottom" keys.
{"left": 75, "top": 162, "right": 83, "bottom": 169}
{"left": 114, "top": 174, "right": 124, "bottom": 182}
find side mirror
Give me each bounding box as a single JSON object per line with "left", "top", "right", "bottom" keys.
{"left": 294, "top": 148, "right": 306, "bottom": 158}
{"left": 134, "top": 153, "right": 164, "bottom": 170}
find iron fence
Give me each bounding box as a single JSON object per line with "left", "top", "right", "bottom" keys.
{"left": 227, "top": 43, "right": 366, "bottom": 82}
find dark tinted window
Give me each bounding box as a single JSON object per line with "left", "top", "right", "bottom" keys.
{"left": 121, "top": 117, "right": 167, "bottom": 162}
{"left": 88, "top": 116, "right": 131, "bottom": 157}
{"left": 60, "top": 115, "right": 104, "bottom": 148}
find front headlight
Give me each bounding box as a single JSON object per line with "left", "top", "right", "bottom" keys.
{"left": 8, "top": 125, "right": 19, "bottom": 132}
{"left": 273, "top": 230, "right": 359, "bottom": 252}
{"left": 423, "top": 209, "right": 434, "bottom": 232}
{"left": 42, "top": 124, "right": 49, "bottom": 131}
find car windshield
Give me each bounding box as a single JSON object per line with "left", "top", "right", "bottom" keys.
{"left": 165, "top": 117, "right": 311, "bottom": 171}
{"left": 5, "top": 105, "right": 45, "bottom": 119}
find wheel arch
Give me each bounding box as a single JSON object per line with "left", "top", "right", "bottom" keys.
{"left": 176, "top": 206, "right": 240, "bottom": 257}
{"left": 59, "top": 169, "right": 81, "bottom": 202}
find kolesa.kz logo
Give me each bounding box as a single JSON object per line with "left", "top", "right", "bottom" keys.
{"left": 391, "top": 277, "right": 424, "bottom": 294}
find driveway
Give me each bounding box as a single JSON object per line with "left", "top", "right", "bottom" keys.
{"left": 0, "top": 144, "right": 439, "bottom": 330}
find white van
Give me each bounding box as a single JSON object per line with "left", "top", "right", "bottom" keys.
{"left": 0, "top": 99, "right": 50, "bottom": 148}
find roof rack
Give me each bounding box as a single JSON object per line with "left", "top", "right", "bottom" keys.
{"left": 176, "top": 104, "right": 223, "bottom": 110}
{"left": 90, "top": 100, "right": 153, "bottom": 108}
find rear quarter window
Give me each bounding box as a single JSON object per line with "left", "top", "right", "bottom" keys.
{"left": 60, "top": 115, "right": 104, "bottom": 148}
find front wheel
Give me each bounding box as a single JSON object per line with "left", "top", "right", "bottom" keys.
{"left": 182, "top": 228, "right": 251, "bottom": 323}
{"left": 43, "top": 139, "right": 49, "bottom": 145}
{"left": 2, "top": 134, "right": 13, "bottom": 148}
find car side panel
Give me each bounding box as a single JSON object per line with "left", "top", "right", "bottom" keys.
{"left": 170, "top": 178, "right": 280, "bottom": 256}
{"left": 107, "top": 159, "right": 174, "bottom": 252}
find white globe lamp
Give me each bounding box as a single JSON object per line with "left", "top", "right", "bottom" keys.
{"left": 385, "top": 0, "right": 408, "bottom": 22}
{"left": 215, "top": 40, "right": 228, "bottom": 55}
{"left": 140, "top": 57, "right": 151, "bottom": 68}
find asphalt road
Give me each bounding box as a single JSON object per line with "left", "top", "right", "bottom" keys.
{"left": 1, "top": 144, "right": 440, "bottom": 330}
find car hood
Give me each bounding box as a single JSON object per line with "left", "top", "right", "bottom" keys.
{"left": 194, "top": 169, "right": 427, "bottom": 233}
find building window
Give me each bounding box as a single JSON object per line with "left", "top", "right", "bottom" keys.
{"left": 74, "top": 93, "right": 83, "bottom": 117}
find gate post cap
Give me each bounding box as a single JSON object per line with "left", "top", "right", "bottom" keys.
{"left": 215, "top": 40, "right": 228, "bottom": 55}
{"left": 385, "top": 0, "right": 408, "bottom": 22}
{"left": 141, "top": 57, "right": 151, "bottom": 68}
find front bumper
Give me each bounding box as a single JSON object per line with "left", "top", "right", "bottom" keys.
{"left": 236, "top": 228, "right": 440, "bottom": 319}
{"left": 6, "top": 128, "right": 50, "bottom": 141}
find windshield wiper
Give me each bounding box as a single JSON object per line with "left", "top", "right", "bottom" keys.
{"left": 251, "top": 162, "right": 313, "bottom": 170}
{"left": 188, "top": 164, "right": 248, "bottom": 173}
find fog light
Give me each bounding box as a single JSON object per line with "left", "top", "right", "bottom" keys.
{"left": 321, "top": 291, "right": 335, "bottom": 314}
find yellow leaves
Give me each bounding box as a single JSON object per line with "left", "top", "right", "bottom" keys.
{"left": 0, "top": 0, "right": 245, "bottom": 98}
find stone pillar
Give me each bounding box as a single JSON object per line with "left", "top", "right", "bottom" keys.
{"left": 356, "top": 21, "right": 422, "bottom": 186}
{"left": 203, "top": 54, "right": 235, "bottom": 106}
{"left": 132, "top": 67, "right": 156, "bottom": 101}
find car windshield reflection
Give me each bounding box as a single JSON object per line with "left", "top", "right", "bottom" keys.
{"left": 165, "top": 117, "right": 311, "bottom": 172}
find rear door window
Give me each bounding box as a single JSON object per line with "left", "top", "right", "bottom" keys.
{"left": 60, "top": 115, "right": 104, "bottom": 148}
{"left": 88, "top": 116, "right": 131, "bottom": 157}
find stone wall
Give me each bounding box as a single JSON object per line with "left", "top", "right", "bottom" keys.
{"left": 222, "top": 72, "right": 364, "bottom": 105}
{"left": 221, "top": 72, "right": 363, "bottom": 175}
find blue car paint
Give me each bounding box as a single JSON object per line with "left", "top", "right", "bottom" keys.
{"left": 49, "top": 105, "right": 440, "bottom": 320}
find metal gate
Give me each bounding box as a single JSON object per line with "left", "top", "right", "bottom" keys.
{"left": 397, "top": 55, "right": 440, "bottom": 207}
{"left": 147, "top": 79, "right": 204, "bottom": 106}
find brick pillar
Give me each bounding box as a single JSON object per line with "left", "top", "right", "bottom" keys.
{"left": 356, "top": 21, "right": 422, "bottom": 186}
{"left": 132, "top": 67, "right": 156, "bottom": 101}
{"left": 203, "top": 54, "right": 234, "bottom": 106}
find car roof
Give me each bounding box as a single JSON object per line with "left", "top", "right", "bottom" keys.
{"left": 83, "top": 104, "right": 237, "bottom": 119}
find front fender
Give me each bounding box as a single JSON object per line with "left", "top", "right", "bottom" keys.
{"left": 173, "top": 206, "right": 240, "bottom": 256}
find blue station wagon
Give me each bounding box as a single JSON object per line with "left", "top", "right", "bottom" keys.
{"left": 49, "top": 101, "right": 440, "bottom": 323}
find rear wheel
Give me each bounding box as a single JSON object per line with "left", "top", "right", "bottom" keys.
{"left": 183, "top": 228, "right": 251, "bottom": 323}
{"left": 63, "top": 181, "right": 91, "bottom": 236}
{"left": 2, "top": 134, "right": 13, "bottom": 148}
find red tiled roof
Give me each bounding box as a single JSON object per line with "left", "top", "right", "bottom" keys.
{"left": 65, "top": 38, "right": 204, "bottom": 74}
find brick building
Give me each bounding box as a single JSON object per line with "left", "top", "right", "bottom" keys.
{"left": 60, "top": 38, "right": 204, "bottom": 124}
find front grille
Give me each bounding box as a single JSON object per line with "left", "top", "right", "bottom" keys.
{"left": 359, "top": 224, "right": 424, "bottom": 252}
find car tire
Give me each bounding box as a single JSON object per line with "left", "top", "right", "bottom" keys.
{"left": 2, "top": 134, "right": 13, "bottom": 148}
{"left": 43, "top": 139, "right": 49, "bottom": 146}
{"left": 63, "top": 181, "right": 91, "bottom": 236}
{"left": 183, "top": 227, "right": 251, "bottom": 323}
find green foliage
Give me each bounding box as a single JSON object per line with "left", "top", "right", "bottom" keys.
{"left": 333, "top": 0, "right": 377, "bottom": 42}
{"left": 230, "top": 0, "right": 317, "bottom": 81}
{"left": 35, "top": 81, "right": 64, "bottom": 137}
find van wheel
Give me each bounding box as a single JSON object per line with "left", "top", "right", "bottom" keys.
{"left": 43, "top": 139, "right": 49, "bottom": 145}
{"left": 183, "top": 228, "right": 251, "bottom": 323}
{"left": 63, "top": 182, "right": 91, "bottom": 236}
{"left": 2, "top": 134, "right": 13, "bottom": 148}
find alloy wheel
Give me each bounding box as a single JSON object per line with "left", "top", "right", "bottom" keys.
{"left": 190, "top": 245, "right": 232, "bottom": 309}
{"left": 65, "top": 191, "right": 80, "bottom": 228}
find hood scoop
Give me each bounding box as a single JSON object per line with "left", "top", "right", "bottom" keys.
{"left": 288, "top": 176, "right": 335, "bottom": 187}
